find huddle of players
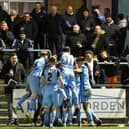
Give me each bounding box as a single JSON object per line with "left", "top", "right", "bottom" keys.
{"left": 15, "top": 46, "right": 102, "bottom": 128}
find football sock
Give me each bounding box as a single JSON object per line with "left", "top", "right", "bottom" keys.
{"left": 91, "top": 110, "right": 97, "bottom": 121}
{"left": 68, "top": 109, "right": 73, "bottom": 124}
{"left": 43, "top": 109, "right": 49, "bottom": 126}
{"left": 17, "top": 94, "right": 28, "bottom": 105}
{"left": 76, "top": 108, "right": 81, "bottom": 124}
{"left": 62, "top": 110, "right": 68, "bottom": 125}
{"left": 85, "top": 109, "right": 94, "bottom": 123}
{"left": 28, "top": 97, "right": 36, "bottom": 112}
{"left": 50, "top": 110, "right": 56, "bottom": 126}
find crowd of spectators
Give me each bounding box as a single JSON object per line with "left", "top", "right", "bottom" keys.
{"left": 0, "top": 2, "right": 129, "bottom": 126}
{"left": 0, "top": 2, "right": 129, "bottom": 85}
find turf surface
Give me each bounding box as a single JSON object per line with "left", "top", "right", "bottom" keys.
{"left": 0, "top": 126, "right": 129, "bottom": 129}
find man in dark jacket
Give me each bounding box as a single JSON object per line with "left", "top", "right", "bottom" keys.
{"left": 19, "top": 12, "right": 38, "bottom": 42}
{"left": 99, "top": 50, "right": 119, "bottom": 85}
{"left": 12, "top": 31, "right": 34, "bottom": 68}
{"left": 0, "top": 5, "right": 9, "bottom": 21}
{"left": 78, "top": 8, "right": 95, "bottom": 49}
{"left": 62, "top": 5, "right": 77, "bottom": 45}
{"left": 90, "top": 25, "right": 109, "bottom": 57}
{"left": 0, "top": 20, "right": 14, "bottom": 48}
{"left": 31, "top": 2, "right": 47, "bottom": 49}
{"left": 1, "top": 53, "right": 26, "bottom": 125}
{"left": 102, "top": 15, "right": 120, "bottom": 57}
{"left": 7, "top": 9, "right": 23, "bottom": 38}
{"left": 46, "top": 5, "right": 63, "bottom": 55}
{"left": 66, "top": 24, "right": 87, "bottom": 57}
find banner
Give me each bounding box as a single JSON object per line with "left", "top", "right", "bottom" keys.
{"left": 81, "top": 89, "right": 126, "bottom": 118}
{"left": 13, "top": 88, "right": 126, "bottom": 118}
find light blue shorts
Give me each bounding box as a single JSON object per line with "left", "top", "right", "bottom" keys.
{"left": 26, "top": 75, "right": 40, "bottom": 94}
{"left": 61, "top": 69, "right": 76, "bottom": 88}
{"left": 80, "top": 93, "right": 91, "bottom": 103}
{"left": 42, "top": 85, "right": 59, "bottom": 107}
{"left": 43, "top": 91, "right": 58, "bottom": 107}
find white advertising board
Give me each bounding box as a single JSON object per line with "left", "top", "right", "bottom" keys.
{"left": 81, "top": 89, "right": 126, "bottom": 118}
{"left": 13, "top": 88, "right": 126, "bottom": 118}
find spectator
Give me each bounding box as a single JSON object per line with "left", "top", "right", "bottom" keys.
{"left": 0, "top": 38, "right": 6, "bottom": 49}
{"left": 7, "top": 9, "right": 23, "bottom": 38}
{"left": 0, "top": 20, "right": 14, "bottom": 48}
{"left": 0, "top": 38, "right": 6, "bottom": 63}
{"left": 31, "top": 2, "right": 47, "bottom": 49}
{"left": 19, "top": 12, "right": 38, "bottom": 42}
{"left": 46, "top": 5, "right": 63, "bottom": 55}
{"left": 90, "top": 25, "right": 109, "bottom": 57}
{"left": 99, "top": 50, "right": 119, "bottom": 85}
{"left": 12, "top": 31, "right": 34, "bottom": 69}
{"left": 66, "top": 24, "right": 87, "bottom": 57}
{"left": 1, "top": 53, "right": 26, "bottom": 125}
{"left": 102, "top": 15, "right": 120, "bottom": 57}
{"left": 0, "top": 5, "right": 9, "bottom": 21}
{"left": 78, "top": 8, "right": 95, "bottom": 49}
{"left": 62, "top": 5, "right": 77, "bottom": 43}
{"left": 117, "top": 13, "right": 128, "bottom": 55}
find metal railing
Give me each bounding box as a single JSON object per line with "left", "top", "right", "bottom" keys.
{"left": 2, "top": 48, "right": 52, "bottom": 56}
{"left": 98, "top": 62, "right": 128, "bottom": 65}
{"left": 0, "top": 83, "right": 129, "bottom": 88}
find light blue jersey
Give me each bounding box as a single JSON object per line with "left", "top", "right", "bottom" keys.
{"left": 43, "top": 65, "right": 60, "bottom": 106}
{"left": 60, "top": 52, "right": 77, "bottom": 125}
{"left": 18, "top": 57, "right": 47, "bottom": 114}
{"left": 60, "top": 52, "right": 75, "bottom": 88}
{"left": 60, "top": 52, "right": 74, "bottom": 70}
{"left": 80, "top": 64, "right": 91, "bottom": 90}
{"left": 26, "top": 57, "right": 46, "bottom": 93}
{"left": 43, "top": 65, "right": 60, "bottom": 90}
{"left": 30, "top": 57, "right": 46, "bottom": 77}
{"left": 80, "top": 64, "right": 92, "bottom": 103}
{"left": 75, "top": 73, "right": 81, "bottom": 90}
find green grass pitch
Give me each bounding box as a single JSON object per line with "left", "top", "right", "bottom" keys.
{"left": 0, "top": 126, "right": 129, "bottom": 129}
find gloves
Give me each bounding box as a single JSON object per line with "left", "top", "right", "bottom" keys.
{"left": 85, "top": 88, "right": 92, "bottom": 97}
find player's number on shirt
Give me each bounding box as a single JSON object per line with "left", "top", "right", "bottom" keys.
{"left": 48, "top": 72, "right": 52, "bottom": 81}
